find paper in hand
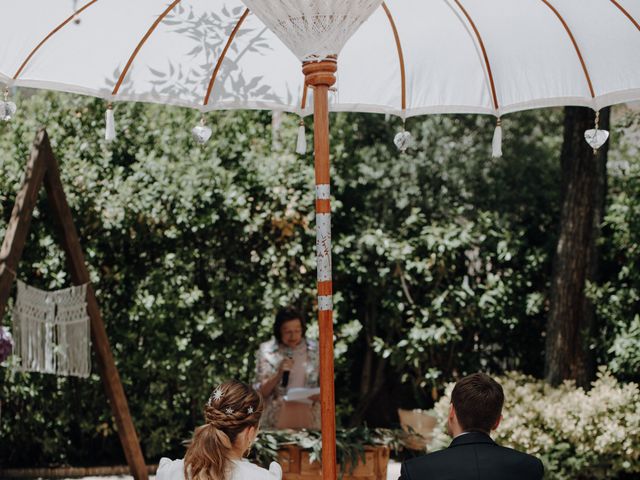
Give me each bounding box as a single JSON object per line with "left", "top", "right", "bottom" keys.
{"left": 283, "top": 387, "right": 321, "bottom": 404}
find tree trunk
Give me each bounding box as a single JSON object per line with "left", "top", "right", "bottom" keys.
{"left": 359, "top": 310, "right": 374, "bottom": 401}
{"left": 545, "top": 107, "right": 610, "bottom": 387}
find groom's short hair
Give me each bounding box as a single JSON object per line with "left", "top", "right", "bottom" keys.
{"left": 451, "top": 373, "right": 504, "bottom": 434}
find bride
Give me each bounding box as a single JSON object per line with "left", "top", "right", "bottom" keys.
{"left": 157, "top": 380, "right": 282, "bottom": 480}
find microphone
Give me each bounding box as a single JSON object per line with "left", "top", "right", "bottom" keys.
{"left": 281, "top": 348, "right": 293, "bottom": 388}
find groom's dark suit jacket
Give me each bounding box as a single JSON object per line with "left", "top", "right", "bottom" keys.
{"left": 400, "top": 432, "right": 543, "bottom": 480}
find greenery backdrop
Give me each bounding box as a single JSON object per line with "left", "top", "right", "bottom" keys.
{"left": 0, "top": 92, "right": 638, "bottom": 471}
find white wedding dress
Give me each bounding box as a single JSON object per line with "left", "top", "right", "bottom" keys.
{"left": 156, "top": 457, "right": 282, "bottom": 480}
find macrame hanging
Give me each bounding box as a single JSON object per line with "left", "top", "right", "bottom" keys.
{"left": 241, "top": 0, "right": 384, "bottom": 62}
{"left": 13, "top": 280, "right": 91, "bottom": 378}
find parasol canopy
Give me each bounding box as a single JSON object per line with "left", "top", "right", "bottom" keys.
{"left": 1, "top": 2, "right": 640, "bottom": 480}
{"left": 0, "top": 0, "right": 639, "bottom": 119}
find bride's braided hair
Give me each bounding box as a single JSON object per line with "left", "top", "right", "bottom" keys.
{"left": 184, "top": 380, "right": 263, "bottom": 480}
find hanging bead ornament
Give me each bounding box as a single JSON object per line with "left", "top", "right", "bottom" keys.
{"left": 296, "top": 118, "right": 307, "bottom": 154}
{"left": 584, "top": 110, "right": 609, "bottom": 154}
{"left": 492, "top": 117, "right": 503, "bottom": 158}
{"left": 394, "top": 120, "right": 412, "bottom": 152}
{"left": 105, "top": 102, "right": 116, "bottom": 142}
{"left": 0, "top": 87, "right": 17, "bottom": 122}
{"left": 192, "top": 113, "right": 212, "bottom": 145}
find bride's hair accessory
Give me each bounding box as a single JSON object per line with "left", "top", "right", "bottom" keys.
{"left": 187, "top": 381, "right": 264, "bottom": 480}
{"left": 207, "top": 386, "right": 224, "bottom": 406}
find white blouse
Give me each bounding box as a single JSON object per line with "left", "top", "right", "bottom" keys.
{"left": 156, "top": 457, "right": 282, "bottom": 480}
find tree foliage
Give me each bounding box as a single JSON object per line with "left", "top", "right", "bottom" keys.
{"left": 0, "top": 93, "right": 637, "bottom": 467}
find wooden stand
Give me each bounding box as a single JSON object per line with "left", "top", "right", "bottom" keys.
{"left": 303, "top": 58, "right": 338, "bottom": 480}
{"left": 278, "top": 445, "right": 390, "bottom": 480}
{"left": 0, "top": 130, "right": 148, "bottom": 480}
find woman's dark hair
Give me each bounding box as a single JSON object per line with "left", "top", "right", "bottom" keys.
{"left": 273, "top": 306, "right": 305, "bottom": 343}
{"left": 451, "top": 372, "right": 504, "bottom": 434}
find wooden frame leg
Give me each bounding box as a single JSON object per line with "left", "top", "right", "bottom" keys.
{"left": 0, "top": 130, "right": 148, "bottom": 480}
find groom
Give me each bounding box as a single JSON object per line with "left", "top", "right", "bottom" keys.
{"left": 400, "top": 373, "right": 543, "bottom": 480}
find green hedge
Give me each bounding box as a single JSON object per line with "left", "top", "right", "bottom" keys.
{"left": 0, "top": 92, "right": 638, "bottom": 468}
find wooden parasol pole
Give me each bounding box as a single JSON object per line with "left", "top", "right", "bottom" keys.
{"left": 302, "top": 58, "right": 338, "bottom": 480}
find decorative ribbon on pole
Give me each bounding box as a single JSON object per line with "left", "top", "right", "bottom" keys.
{"left": 302, "top": 58, "right": 337, "bottom": 480}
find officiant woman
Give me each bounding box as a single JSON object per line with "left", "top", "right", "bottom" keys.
{"left": 255, "top": 307, "right": 320, "bottom": 429}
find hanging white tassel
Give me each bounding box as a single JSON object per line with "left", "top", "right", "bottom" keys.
{"left": 296, "top": 119, "right": 307, "bottom": 154}
{"left": 105, "top": 103, "right": 116, "bottom": 142}
{"left": 584, "top": 110, "right": 609, "bottom": 154}
{"left": 0, "top": 101, "right": 16, "bottom": 122}
{"left": 492, "top": 117, "right": 503, "bottom": 158}
{"left": 0, "top": 87, "right": 17, "bottom": 122}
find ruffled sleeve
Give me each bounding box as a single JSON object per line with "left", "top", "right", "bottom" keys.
{"left": 156, "top": 458, "right": 185, "bottom": 480}
{"left": 268, "top": 461, "right": 283, "bottom": 480}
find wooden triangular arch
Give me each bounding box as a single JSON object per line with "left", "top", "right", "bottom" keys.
{"left": 0, "top": 130, "right": 148, "bottom": 479}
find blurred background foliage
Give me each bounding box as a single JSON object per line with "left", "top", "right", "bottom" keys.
{"left": 0, "top": 92, "right": 638, "bottom": 467}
